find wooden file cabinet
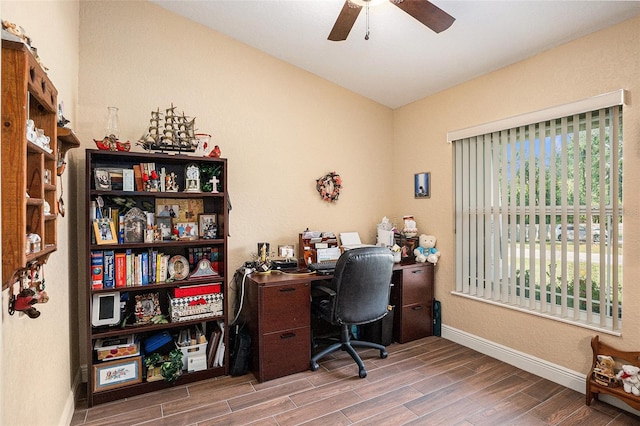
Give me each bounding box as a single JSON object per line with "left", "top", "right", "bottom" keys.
{"left": 244, "top": 274, "right": 311, "bottom": 382}
{"left": 390, "top": 263, "right": 434, "bottom": 343}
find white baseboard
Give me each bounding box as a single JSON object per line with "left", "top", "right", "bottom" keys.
{"left": 441, "top": 325, "right": 640, "bottom": 416}
{"left": 59, "top": 368, "right": 82, "bottom": 426}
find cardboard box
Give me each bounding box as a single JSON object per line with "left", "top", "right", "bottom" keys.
{"left": 168, "top": 293, "right": 223, "bottom": 322}
{"left": 94, "top": 335, "right": 139, "bottom": 361}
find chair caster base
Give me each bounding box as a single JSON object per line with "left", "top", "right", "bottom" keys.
{"left": 380, "top": 350, "right": 388, "bottom": 359}
{"left": 310, "top": 361, "right": 319, "bottom": 371}
{"left": 359, "top": 367, "right": 367, "bottom": 378}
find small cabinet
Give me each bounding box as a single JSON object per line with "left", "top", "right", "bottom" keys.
{"left": 244, "top": 275, "right": 311, "bottom": 382}
{"left": 390, "top": 263, "right": 434, "bottom": 343}
{"left": 2, "top": 39, "right": 59, "bottom": 289}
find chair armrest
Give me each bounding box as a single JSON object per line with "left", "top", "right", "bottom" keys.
{"left": 313, "top": 285, "right": 336, "bottom": 297}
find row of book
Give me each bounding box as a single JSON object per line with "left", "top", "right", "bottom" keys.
{"left": 91, "top": 247, "right": 222, "bottom": 289}
{"left": 92, "top": 249, "right": 169, "bottom": 289}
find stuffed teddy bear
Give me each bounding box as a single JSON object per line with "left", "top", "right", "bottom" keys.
{"left": 413, "top": 234, "right": 440, "bottom": 264}
{"left": 616, "top": 364, "right": 640, "bottom": 396}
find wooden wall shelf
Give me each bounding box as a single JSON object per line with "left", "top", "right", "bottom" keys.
{"left": 2, "top": 39, "right": 59, "bottom": 289}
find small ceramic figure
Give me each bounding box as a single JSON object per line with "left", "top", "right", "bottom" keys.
{"left": 26, "top": 119, "right": 37, "bottom": 142}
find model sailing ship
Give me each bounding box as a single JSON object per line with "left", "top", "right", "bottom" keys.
{"left": 138, "top": 104, "right": 198, "bottom": 152}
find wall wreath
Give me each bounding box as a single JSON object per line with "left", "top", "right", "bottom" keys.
{"left": 316, "top": 171, "right": 342, "bottom": 203}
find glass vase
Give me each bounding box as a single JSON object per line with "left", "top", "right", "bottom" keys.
{"left": 105, "top": 106, "right": 120, "bottom": 139}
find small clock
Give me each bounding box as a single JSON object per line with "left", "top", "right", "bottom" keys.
{"left": 184, "top": 163, "right": 201, "bottom": 193}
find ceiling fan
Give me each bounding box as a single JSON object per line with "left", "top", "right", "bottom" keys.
{"left": 328, "top": 0, "right": 455, "bottom": 41}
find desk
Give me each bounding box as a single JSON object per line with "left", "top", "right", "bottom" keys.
{"left": 243, "top": 262, "right": 434, "bottom": 382}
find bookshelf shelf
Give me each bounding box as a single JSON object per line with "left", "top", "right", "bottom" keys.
{"left": 84, "top": 150, "right": 228, "bottom": 407}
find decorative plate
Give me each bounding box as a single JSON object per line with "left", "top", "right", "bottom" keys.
{"left": 168, "top": 255, "right": 189, "bottom": 280}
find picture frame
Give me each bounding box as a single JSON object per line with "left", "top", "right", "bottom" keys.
{"left": 156, "top": 216, "right": 173, "bottom": 241}
{"left": 134, "top": 292, "right": 161, "bottom": 324}
{"left": 93, "top": 218, "right": 117, "bottom": 245}
{"left": 198, "top": 214, "right": 217, "bottom": 239}
{"left": 94, "top": 168, "right": 112, "bottom": 191}
{"left": 155, "top": 198, "right": 203, "bottom": 222}
{"left": 175, "top": 221, "right": 198, "bottom": 240}
{"left": 414, "top": 172, "right": 431, "bottom": 198}
{"left": 168, "top": 255, "right": 190, "bottom": 280}
{"left": 278, "top": 244, "right": 295, "bottom": 259}
{"left": 156, "top": 202, "right": 179, "bottom": 219}
{"left": 93, "top": 356, "right": 142, "bottom": 392}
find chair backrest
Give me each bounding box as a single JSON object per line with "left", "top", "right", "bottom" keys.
{"left": 331, "top": 246, "right": 394, "bottom": 325}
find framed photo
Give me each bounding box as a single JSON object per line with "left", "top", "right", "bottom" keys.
{"left": 175, "top": 221, "right": 198, "bottom": 240}
{"left": 155, "top": 198, "right": 203, "bottom": 222}
{"left": 93, "top": 356, "right": 142, "bottom": 392}
{"left": 134, "top": 292, "right": 161, "bottom": 324}
{"left": 93, "top": 218, "right": 117, "bottom": 245}
{"left": 198, "top": 214, "right": 217, "bottom": 239}
{"left": 94, "top": 168, "right": 112, "bottom": 191}
{"left": 278, "top": 244, "right": 295, "bottom": 259}
{"left": 156, "top": 216, "right": 173, "bottom": 240}
{"left": 168, "top": 255, "right": 189, "bottom": 280}
{"left": 414, "top": 172, "right": 431, "bottom": 198}
{"left": 156, "top": 202, "right": 178, "bottom": 219}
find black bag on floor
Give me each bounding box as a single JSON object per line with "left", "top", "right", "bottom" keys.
{"left": 229, "top": 323, "right": 251, "bottom": 376}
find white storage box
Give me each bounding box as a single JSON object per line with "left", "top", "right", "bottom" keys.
{"left": 178, "top": 342, "right": 207, "bottom": 370}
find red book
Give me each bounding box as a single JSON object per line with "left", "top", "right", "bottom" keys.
{"left": 115, "top": 252, "right": 127, "bottom": 288}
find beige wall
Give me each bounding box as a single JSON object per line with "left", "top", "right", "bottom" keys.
{"left": 2, "top": 0, "right": 639, "bottom": 424}
{"left": 1, "top": 1, "right": 80, "bottom": 425}
{"left": 75, "top": 0, "right": 393, "bottom": 367}
{"left": 393, "top": 16, "right": 640, "bottom": 374}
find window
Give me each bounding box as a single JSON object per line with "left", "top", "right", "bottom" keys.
{"left": 450, "top": 91, "right": 624, "bottom": 333}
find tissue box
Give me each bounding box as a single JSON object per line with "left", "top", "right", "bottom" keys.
{"left": 168, "top": 293, "right": 223, "bottom": 322}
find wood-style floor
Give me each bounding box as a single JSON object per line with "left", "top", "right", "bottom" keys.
{"left": 71, "top": 336, "right": 639, "bottom": 425}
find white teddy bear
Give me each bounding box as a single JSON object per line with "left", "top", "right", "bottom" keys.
{"left": 616, "top": 364, "right": 640, "bottom": 396}
{"left": 413, "top": 234, "right": 440, "bottom": 264}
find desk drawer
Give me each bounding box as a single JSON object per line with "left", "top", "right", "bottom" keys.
{"left": 260, "top": 326, "right": 310, "bottom": 381}
{"left": 395, "top": 302, "right": 432, "bottom": 343}
{"left": 261, "top": 282, "right": 310, "bottom": 334}
{"left": 399, "top": 265, "right": 433, "bottom": 305}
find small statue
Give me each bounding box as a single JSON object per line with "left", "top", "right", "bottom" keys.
{"left": 209, "top": 145, "right": 221, "bottom": 158}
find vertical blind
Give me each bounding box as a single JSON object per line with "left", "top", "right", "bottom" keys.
{"left": 452, "top": 97, "right": 623, "bottom": 332}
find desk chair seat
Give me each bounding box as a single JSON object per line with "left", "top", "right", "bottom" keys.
{"left": 310, "top": 247, "right": 394, "bottom": 378}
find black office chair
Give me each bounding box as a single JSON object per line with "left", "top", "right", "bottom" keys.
{"left": 310, "top": 246, "right": 394, "bottom": 378}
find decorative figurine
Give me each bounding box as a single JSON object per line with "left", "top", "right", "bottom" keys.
{"left": 210, "top": 145, "right": 221, "bottom": 158}
{"left": 138, "top": 104, "right": 198, "bottom": 152}
{"left": 184, "top": 164, "right": 201, "bottom": 193}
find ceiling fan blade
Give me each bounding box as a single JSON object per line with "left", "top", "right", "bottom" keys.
{"left": 393, "top": 0, "right": 455, "bottom": 33}
{"left": 328, "top": 1, "right": 362, "bottom": 41}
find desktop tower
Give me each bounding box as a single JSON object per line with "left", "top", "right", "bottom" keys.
{"left": 360, "top": 306, "right": 395, "bottom": 346}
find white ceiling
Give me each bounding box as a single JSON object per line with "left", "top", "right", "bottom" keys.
{"left": 150, "top": 0, "right": 640, "bottom": 109}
